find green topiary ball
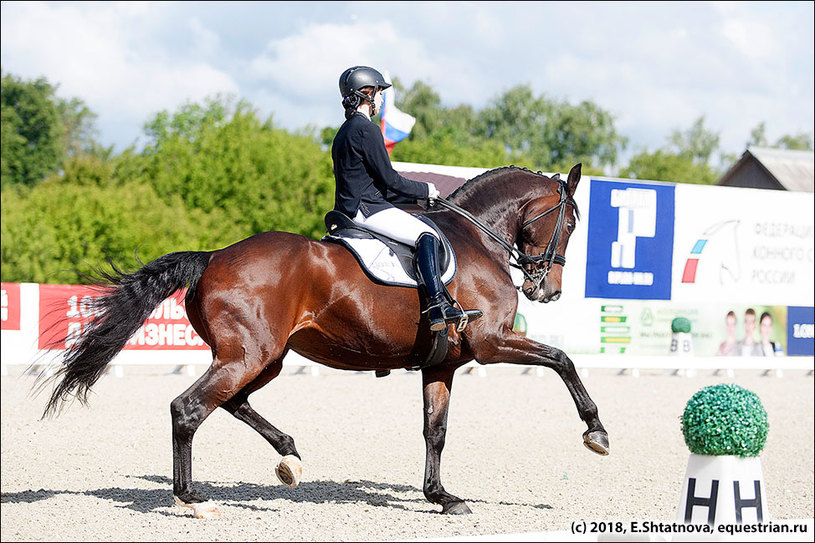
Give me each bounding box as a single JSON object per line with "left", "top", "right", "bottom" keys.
{"left": 671, "top": 317, "right": 692, "bottom": 334}
{"left": 681, "top": 384, "right": 769, "bottom": 457}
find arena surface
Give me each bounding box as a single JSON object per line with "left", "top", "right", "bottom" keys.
{"left": 1, "top": 365, "right": 812, "bottom": 541}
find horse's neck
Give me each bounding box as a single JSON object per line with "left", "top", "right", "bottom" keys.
{"left": 449, "top": 174, "right": 540, "bottom": 243}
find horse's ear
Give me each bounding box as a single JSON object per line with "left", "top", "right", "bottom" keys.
{"left": 566, "top": 163, "right": 582, "bottom": 196}
{"left": 551, "top": 173, "right": 561, "bottom": 181}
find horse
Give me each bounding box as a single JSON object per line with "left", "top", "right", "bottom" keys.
{"left": 38, "top": 163, "right": 608, "bottom": 518}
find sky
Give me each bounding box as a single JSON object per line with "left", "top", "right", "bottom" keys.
{"left": 1, "top": 1, "right": 813, "bottom": 170}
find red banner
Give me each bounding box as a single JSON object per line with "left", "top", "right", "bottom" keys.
{"left": 1, "top": 282, "right": 21, "bottom": 330}
{"left": 38, "top": 284, "right": 209, "bottom": 351}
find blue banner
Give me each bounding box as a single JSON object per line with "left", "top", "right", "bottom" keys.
{"left": 786, "top": 306, "right": 814, "bottom": 356}
{"left": 585, "top": 179, "right": 675, "bottom": 300}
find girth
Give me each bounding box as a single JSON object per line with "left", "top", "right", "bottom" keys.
{"left": 322, "top": 210, "right": 459, "bottom": 374}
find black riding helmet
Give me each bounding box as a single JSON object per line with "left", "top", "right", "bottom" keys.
{"left": 339, "top": 66, "right": 391, "bottom": 113}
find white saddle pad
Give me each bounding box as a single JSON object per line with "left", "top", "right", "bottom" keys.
{"left": 328, "top": 236, "right": 456, "bottom": 288}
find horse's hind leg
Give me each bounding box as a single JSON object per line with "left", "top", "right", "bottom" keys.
{"left": 171, "top": 342, "right": 283, "bottom": 514}
{"left": 219, "top": 353, "right": 303, "bottom": 488}
{"left": 421, "top": 365, "right": 472, "bottom": 515}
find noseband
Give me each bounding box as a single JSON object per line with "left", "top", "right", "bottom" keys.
{"left": 433, "top": 178, "right": 574, "bottom": 291}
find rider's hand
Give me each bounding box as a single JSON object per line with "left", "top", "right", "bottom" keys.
{"left": 427, "top": 183, "right": 440, "bottom": 203}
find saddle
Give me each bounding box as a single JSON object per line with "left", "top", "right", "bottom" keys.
{"left": 321, "top": 210, "right": 460, "bottom": 376}
{"left": 322, "top": 210, "right": 456, "bottom": 288}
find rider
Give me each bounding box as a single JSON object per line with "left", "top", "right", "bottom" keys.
{"left": 332, "top": 65, "right": 476, "bottom": 332}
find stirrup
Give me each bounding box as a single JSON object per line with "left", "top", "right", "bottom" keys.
{"left": 426, "top": 301, "right": 462, "bottom": 332}
{"left": 456, "top": 309, "right": 484, "bottom": 332}
{"left": 456, "top": 312, "right": 468, "bottom": 332}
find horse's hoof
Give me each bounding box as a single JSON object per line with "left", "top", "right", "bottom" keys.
{"left": 583, "top": 430, "right": 610, "bottom": 456}
{"left": 275, "top": 454, "right": 302, "bottom": 488}
{"left": 174, "top": 495, "right": 221, "bottom": 519}
{"left": 442, "top": 501, "right": 472, "bottom": 515}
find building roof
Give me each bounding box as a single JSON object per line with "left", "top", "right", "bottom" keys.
{"left": 393, "top": 161, "right": 488, "bottom": 197}
{"left": 718, "top": 146, "right": 814, "bottom": 192}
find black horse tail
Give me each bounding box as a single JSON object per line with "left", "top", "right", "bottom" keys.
{"left": 39, "top": 251, "right": 212, "bottom": 418}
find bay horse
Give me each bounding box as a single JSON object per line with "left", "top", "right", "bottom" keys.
{"left": 39, "top": 163, "right": 608, "bottom": 518}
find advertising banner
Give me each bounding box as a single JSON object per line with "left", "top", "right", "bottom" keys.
{"left": 787, "top": 306, "right": 815, "bottom": 356}
{"left": 672, "top": 183, "right": 814, "bottom": 306}
{"left": 38, "top": 284, "right": 209, "bottom": 351}
{"left": 1, "top": 282, "right": 21, "bottom": 331}
{"left": 515, "top": 296, "right": 797, "bottom": 357}
{"left": 585, "top": 180, "right": 676, "bottom": 300}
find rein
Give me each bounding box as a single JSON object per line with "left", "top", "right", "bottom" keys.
{"left": 431, "top": 179, "right": 572, "bottom": 290}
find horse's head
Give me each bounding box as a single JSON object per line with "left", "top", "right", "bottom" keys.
{"left": 516, "top": 163, "right": 581, "bottom": 303}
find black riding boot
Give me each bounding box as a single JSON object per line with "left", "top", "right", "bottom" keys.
{"left": 415, "top": 233, "right": 471, "bottom": 332}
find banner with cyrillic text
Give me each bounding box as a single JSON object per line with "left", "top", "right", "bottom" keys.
{"left": 38, "top": 284, "right": 209, "bottom": 350}
{"left": 1, "top": 282, "right": 21, "bottom": 331}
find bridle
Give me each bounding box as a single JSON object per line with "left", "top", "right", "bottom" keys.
{"left": 432, "top": 177, "right": 575, "bottom": 292}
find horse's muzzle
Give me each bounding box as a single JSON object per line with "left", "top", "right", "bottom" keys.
{"left": 522, "top": 280, "right": 560, "bottom": 303}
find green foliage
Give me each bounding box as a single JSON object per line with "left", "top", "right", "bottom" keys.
{"left": 681, "top": 384, "right": 768, "bottom": 457}
{"left": 748, "top": 122, "right": 813, "bottom": 151}
{"left": 359, "top": 81, "right": 626, "bottom": 173}
{"left": 1, "top": 88, "right": 334, "bottom": 284}
{"left": 392, "top": 128, "right": 506, "bottom": 168}
{"left": 667, "top": 116, "right": 720, "bottom": 164}
{"left": 775, "top": 133, "right": 813, "bottom": 151}
{"left": 1, "top": 72, "right": 65, "bottom": 187}
{"left": 0, "top": 161, "right": 205, "bottom": 283}
{"left": 2, "top": 69, "right": 811, "bottom": 285}
{"left": 139, "top": 96, "right": 334, "bottom": 240}
{"left": 620, "top": 116, "right": 724, "bottom": 184}
{"left": 620, "top": 149, "right": 720, "bottom": 185}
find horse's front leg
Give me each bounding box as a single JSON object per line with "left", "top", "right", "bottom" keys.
{"left": 474, "top": 331, "right": 609, "bottom": 456}
{"left": 421, "top": 365, "right": 472, "bottom": 515}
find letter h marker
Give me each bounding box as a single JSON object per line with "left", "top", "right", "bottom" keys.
{"left": 733, "top": 480, "right": 763, "bottom": 523}
{"left": 685, "top": 477, "right": 719, "bottom": 525}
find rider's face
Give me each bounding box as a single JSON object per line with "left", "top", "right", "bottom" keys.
{"left": 374, "top": 89, "right": 384, "bottom": 112}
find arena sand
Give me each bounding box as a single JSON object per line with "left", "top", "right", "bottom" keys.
{"left": 1, "top": 365, "right": 812, "bottom": 541}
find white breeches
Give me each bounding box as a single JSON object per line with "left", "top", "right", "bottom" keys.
{"left": 353, "top": 207, "right": 438, "bottom": 247}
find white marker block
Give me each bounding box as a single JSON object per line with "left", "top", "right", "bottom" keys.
{"left": 677, "top": 454, "right": 769, "bottom": 526}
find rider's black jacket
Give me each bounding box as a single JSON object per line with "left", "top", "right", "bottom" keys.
{"left": 331, "top": 112, "right": 429, "bottom": 218}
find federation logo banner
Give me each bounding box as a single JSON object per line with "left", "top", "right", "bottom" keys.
{"left": 585, "top": 179, "right": 676, "bottom": 300}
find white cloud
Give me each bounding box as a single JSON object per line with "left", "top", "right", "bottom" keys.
{"left": 246, "top": 20, "right": 435, "bottom": 99}
{"left": 1, "top": 1, "right": 238, "bottom": 149}
{"left": 1, "top": 1, "right": 811, "bottom": 160}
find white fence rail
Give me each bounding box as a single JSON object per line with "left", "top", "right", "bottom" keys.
{"left": 3, "top": 349, "right": 811, "bottom": 379}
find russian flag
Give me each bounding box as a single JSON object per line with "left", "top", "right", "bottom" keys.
{"left": 379, "top": 71, "right": 416, "bottom": 155}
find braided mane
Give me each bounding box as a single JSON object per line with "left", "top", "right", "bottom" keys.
{"left": 447, "top": 165, "right": 552, "bottom": 201}
{"left": 447, "top": 165, "right": 579, "bottom": 219}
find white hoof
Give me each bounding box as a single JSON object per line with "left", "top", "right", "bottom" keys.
{"left": 275, "top": 454, "right": 302, "bottom": 488}
{"left": 173, "top": 495, "right": 222, "bottom": 519}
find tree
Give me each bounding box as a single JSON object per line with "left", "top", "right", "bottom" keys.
{"left": 139, "top": 95, "right": 335, "bottom": 241}
{"left": 620, "top": 116, "right": 724, "bottom": 185}
{"left": 775, "top": 133, "right": 813, "bottom": 151}
{"left": 667, "top": 116, "right": 720, "bottom": 164}
{"left": 1, "top": 72, "right": 65, "bottom": 187}
{"left": 1, "top": 71, "right": 104, "bottom": 188}
{"left": 58, "top": 96, "right": 101, "bottom": 158}
{"left": 0, "top": 160, "right": 206, "bottom": 284}
{"left": 619, "top": 149, "right": 720, "bottom": 185}
{"left": 747, "top": 122, "right": 812, "bottom": 151}
{"left": 747, "top": 122, "right": 768, "bottom": 148}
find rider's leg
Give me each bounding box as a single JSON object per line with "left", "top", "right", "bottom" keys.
{"left": 414, "top": 232, "right": 466, "bottom": 331}
{"left": 353, "top": 207, "right": 477, "bottom": 331}
{"left": 352, "top": 206, "right": 437, "bottom": 246}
